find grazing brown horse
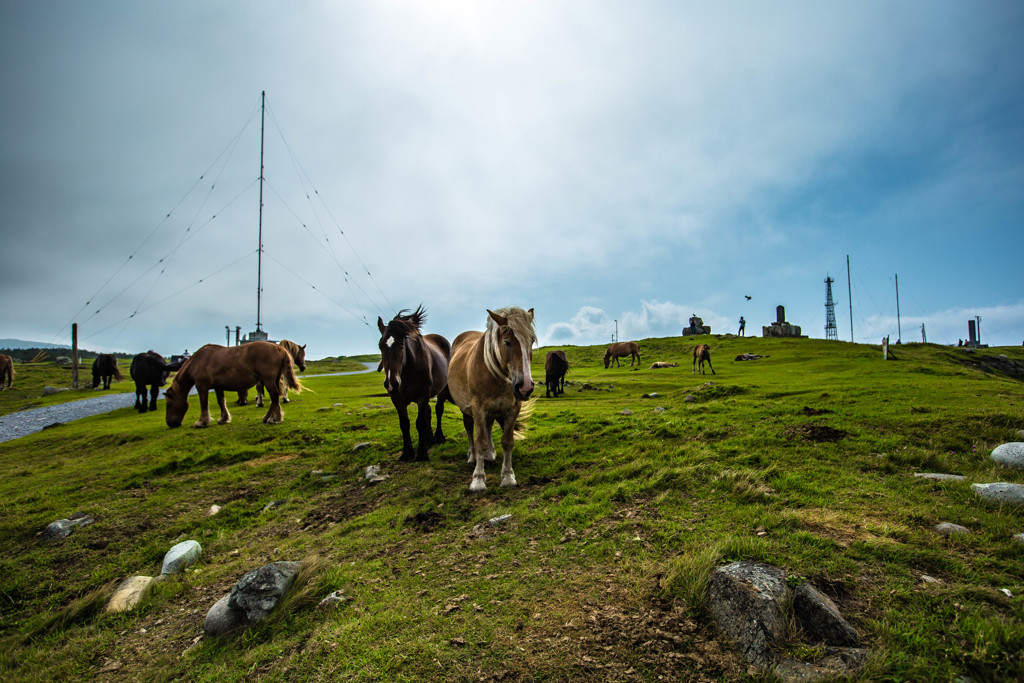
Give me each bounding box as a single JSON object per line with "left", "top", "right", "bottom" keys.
{"left": 448, "top": 307, "right": 536, "bottom": 492}
{"left": 0, "top": 354, "right": 13, "bottom": 390}
{"left": 377, "top": 306, "right": 451, "bottom": 462}
{"left": 165, "top": 342, "right": 302, "bottom": 428}
{"left": 91, "top": 354, "right": 123, "bottom": 389}
{"left": 544, "top": 350, "right": 569, "bottom": 398}
{"left": 238, "top": 339, "right": 307, "bottom": 407}
{"left": 604, "top": 341, "right": 640, "bottom": 368}
{"left": 130, "top": 351, "right": 180, "bottom": 413}
{"left": 692, "top": 344, "right": 715, "bottom": 375}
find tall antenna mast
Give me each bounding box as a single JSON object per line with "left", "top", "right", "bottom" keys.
{"left": 256, "top": 90, "right": 266, "bottom": 334}
{"left": 824, "top": 275, "right": 838, "bottom": 340}
{"left": 846, "top": 255, "right": 854, "bottom": 342}
{"left": 895, "top": 273, "right": 901, "bottom": 344}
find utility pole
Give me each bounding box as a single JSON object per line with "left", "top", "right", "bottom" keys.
{"left": 895, "top": 273, "right": 902, "bottom": 344}
{"left": 921, "top": 323, "right": 927, "bottom": 344}
{"left": 614, "top": 320, "right": 618, "bottom": 343}
{"left": 72, "top": 323, "right": 79, "bottom": 389}
{"left": 846, "top": 255, "right": 854, "bottom": 342}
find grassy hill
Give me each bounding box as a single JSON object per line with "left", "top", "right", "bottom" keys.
{"left": 0, "top": 336, "right": 1022, "bottom": 681}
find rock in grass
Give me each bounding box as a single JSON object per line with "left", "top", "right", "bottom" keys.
{"left": 793, "top": 583, "right": 860, "bottom": 647}
{"left": 914, "top": 473, "right": 966, "bottom": 482}
{"left": 204, "top": 561, "right": 303, "bottom": 637}
{"left": 935, "top": 523, "right": 970, "bottom": 537}
{"left": 40, "top": 512, "right": 94, "bottom": 540}
{"left": 106, "top": 576, "right": 155, "bottom": 613}
{"left": 991, "top": 443, "right": 1024, "bottom": 469}
{"left": 1013, "top": 533, "right": 1024, "bottom": 545}
{"left": 708, "top": 561, "right": 789, "bottom": 667}
{"left": 971, "top": 483, "right": 1024, "bottom": 507}
{"left": 204, "top": 595, "right": 245, "bottom": 636}
{"left": 161, "top": 540, "right": 202, "bottom": 575}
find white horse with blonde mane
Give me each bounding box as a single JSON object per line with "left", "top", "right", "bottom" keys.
{"left": 447, "top": 307, "right": 536, "bottom": 492}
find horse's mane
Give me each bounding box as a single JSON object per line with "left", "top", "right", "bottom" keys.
{"left": 483, "top": 307, "right": 537, "bottom": 382}
{"left": 386, "top": 305, "right": 427, "bottom": 338}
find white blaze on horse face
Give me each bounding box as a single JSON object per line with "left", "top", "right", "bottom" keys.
{"left": 386, "top": 336, "right": 395, "bottom": 348}
{"left": 514, "top": 331, "right": 534, "bottom": 395}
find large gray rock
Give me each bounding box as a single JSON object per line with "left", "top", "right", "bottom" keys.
{"left": 792, "top": 583, "right": 859, "bottom": 647}
{"left": 229, "top": 561, "right": 302, "bottom": 624}
{"left": 914, "top": 472, "right": 966, "bottom": 482}
{"left": 935, "top": 522, "right": 970, "bottom": 537}
{"left": 40, "top": 512, "right": 94, "bottom": 540}
{"left": 971, "top": 482, "right": 1024, "bottom": 507}
{"left": 203, "top": 595, "right": 246, "bottom": 637}
{"left": 161, "top": 540, "right": 202, "bottom": 575}
{"left": 991, "top": 443, "right": 1024, "bottom": 469}
{"left": 708, "top": 561, "right": 790, "bottom": 667}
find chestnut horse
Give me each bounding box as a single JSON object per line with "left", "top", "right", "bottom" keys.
{"left": 377, "top": 306, "right": 451, "bottom": 462}
{"left": 693, "top": 344, "right": 715, "bottom": 375}
{"left": 165, "top": 341, "right": 301, "bottom": 428}
{"left": 130, "top": 351, "right": 180, "bottom": 413}
{"left": 238, "top": 339, "right": 307, "bottom": 407}
{"left": 604, "top": 341, "right": 640, "bottom": 368}
{"left": 0, "top": 354, "right": 13, "bottom": 390}
{"left": 448, "top": 307, "right": 536, "bottom": 492}
{"left": 544, "top": 350, "right": 569, "bottom": 398}
{"left": 91, "top": 354, "right": 122, "bottom": 389}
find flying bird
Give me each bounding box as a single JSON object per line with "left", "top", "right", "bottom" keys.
{"left": 744, "top": 295, "right": 752, "bottom": 300}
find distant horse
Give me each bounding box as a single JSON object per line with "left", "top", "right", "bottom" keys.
{"left": 165, "top": 342, "right": 302, "bottom": 428}
{"left": 130, "top": 351, "right": 181, "bottom": 413}
{"left": 377, "top": 306, "right": 451, "bottom": 462}
{"left": 692, "top": 344, "right": 715, "bottom": 375}
{"left": 0, "top": 354, "right": 13, "bottom": 390}
{"left": 237, "top": 339, "right": 307, "bottom": 407}
{"left": 650, "top": 361, "right": 678, "bottom": 369}
{"left": 448, "top": 307, "right": 536, "bottom": 492}
{"left": 91, "top": 354, "right": 122, "bottom": 390}
{"left": 544, "top": 350, "right": 569, "bottom": 398}
{"left": 604, "top": 341, "right": 641, "bottom": 368}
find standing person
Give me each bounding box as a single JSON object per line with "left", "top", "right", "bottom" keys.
{"left": 738, "top": 316, "right": 746, "bottom": 336}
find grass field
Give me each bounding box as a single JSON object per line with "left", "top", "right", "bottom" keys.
{"left": 0, "top": 335, "right": 1022, "bottom": 681}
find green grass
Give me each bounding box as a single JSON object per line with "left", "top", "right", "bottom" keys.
{"left": 1, "top": 335, "right": 1022, "bottom": 681}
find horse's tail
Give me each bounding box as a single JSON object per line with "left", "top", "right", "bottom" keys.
{"left": 280, "top": 353, "right": 305, "bottom": 394}
{"left": 513, "top": 398, "right": 536, "bottom": 441}
{"left": 113, "top": 365, "right": 123, "bottom": 382}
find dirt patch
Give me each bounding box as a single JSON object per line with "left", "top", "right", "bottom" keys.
{"left": 246, "top": 453, "right": 301, "bottom": 467}
{"left": 406, "top": 510, "right": 445, "bottom": 533}
{"left": 784, "top": 423, "right": 848, "bottom": 443}
{"left": 297, "top": 488, "right": 377, "bottom": 533}
{"left": 800, "top": 406, "right": 834, "bottom": 416}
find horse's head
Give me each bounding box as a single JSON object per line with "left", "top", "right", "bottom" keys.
{"left": 486, "top": 307, "right": 536, "bottom": 400}
{"left": 294, "top": 344, "right": 306, "bottom": 372}
{"left": 378, "top": 317, "right": 408, "bottom": 394}
{"left": 164, "top": 383, "right": 188, "bottom": 428}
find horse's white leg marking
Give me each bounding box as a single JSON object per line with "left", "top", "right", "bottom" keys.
{"left": 500, "top": 417, "right": 517, "bottom": 488}
{"left": 216, "top": 389, "right": 231, "bottom": 424}
{"left": 469, "top": 406, "right": 489, "bottom": 492}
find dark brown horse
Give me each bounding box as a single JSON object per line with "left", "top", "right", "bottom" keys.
{"left": 0, "top": 354, "right": 12, "bottom": 390}
{"left": 165, "top": 342, "right": 302, "bottom": 428}
{"left": 377, "top": 306, "right": 451, "bottom": 462}
{"left": 604, "top": 341, "right": 640, "bottom": 368}
{"left": 544, "top": 350, "right": 569, "bottom": 398}
{"left": 448, "top": 307, "right": 536, "bottom": 492}
{"left": 692, "top": 344, "right": 715, "bottom": 375}
{"left": 238, "top": 339, "right": 307, "bottom": 407}
{"left": 91, "top": 354, "right": 123, "bottom": 389}
{"left": 130, "top": 351, "right": 180, "bottom": 413}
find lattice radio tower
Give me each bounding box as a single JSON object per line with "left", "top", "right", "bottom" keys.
{"left": 824, "top": 275, "right": 838, "bottom": 340}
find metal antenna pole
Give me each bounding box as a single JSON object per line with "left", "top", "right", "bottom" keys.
{"left": 895, "top": 273, "right": 901, "bottom": 343}
{"left": 846, "top": 255, "right": 854, "bottom": 342}
{"left": 256, "top": 90, "right": 265, "bottom": 333}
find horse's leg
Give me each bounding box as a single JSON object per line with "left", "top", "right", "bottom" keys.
{"left": 414, "top": 398, "right": 433, "bottom": 461}
{"left": 499, "top": 407, "right": 519, "bottom": 488}
{"left": 483, "top": 416, "right": 497, "bottom": 462}
{"left": 469, "top": 407, "right": 491, "bottom": 492}
{"left": 194, "top": 391, "right": 212, "bottom": 428}
{"left": 215, "top": 389, "right": 231, "bottom": 424}
{"left": 707, "top": 357, "right": 716, "bottom": 375}
{"left": 135, "top": 384, "right": 144, "bottom": 412}
{"left": 262, "top": 384, "right": 283, "bottom": 424}
{"left": 149, "top": 384, "right": 159, "bottom": 411}
{"left": 236, "top": 390, "right": 247, "bottom": 406}
{"left": 395, "top": 400, "right": 416, "bottom": 461}
{"left": 256, "top": 381, "right": 265, "bottom": 408}
{"left": 463, "top": 412, "right": 476, "bottom": 464}
{"left": 432, "top": 392, "right": 447, "bottom": 445}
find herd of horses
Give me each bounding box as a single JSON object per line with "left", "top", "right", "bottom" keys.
{"left": 6, "top": 312, "right": 714, "bottom": 492}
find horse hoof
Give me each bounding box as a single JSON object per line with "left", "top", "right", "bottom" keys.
{"left": 415, "top": 453, "right": 430, "bottom": 462}
{"left": 470, "top": 478, "right": 487, "bottom": 493}
{"left": 398, "top": 453, "right": 416, "bottom": 463}
{"left": 193, "top": 422, "right": 209, "bottom": 429}
{"left": 501, "top": 476, "right": 518, "bottom": 488}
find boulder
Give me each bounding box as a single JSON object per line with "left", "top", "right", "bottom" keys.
{"left": 40, "top": 512, "right": 94, "bottom": 541}
{"left": 106, "top": 576, "right": 155, "bottom": 613}
{"left": 792, "top": 583, "right": 859, "bottom": 647}
{"left": 230, "top": 561, "right": 302, "bottom": 623}
{"left": 161, "top": 540, "right": 202, "bottom": 575}
{"left": 708, "top": 561, "right": 789, "bottom": 667}
{"left": 203, "top": 595, "right": 246, "bottom": 637}
{"left": 914, "top": 473, "right": 966, "bottom": 482}
{"left": 971, "top": 482, "right": 1024, "bottom": 508}
{"left": 934, "top": 523, "right": 970, "bottom": 537}
{"left": 991, "top": 443, "right": 1024, "bottom": 469}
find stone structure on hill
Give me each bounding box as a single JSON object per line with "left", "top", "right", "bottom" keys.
{"left": 682, "top": 314, "right": 711, "bottom": 336}
{"left": 762, "top": 305, "right": 804, "bottom": 338}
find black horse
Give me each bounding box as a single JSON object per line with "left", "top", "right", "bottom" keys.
{"left": 544, "top": 350, "right": 569, "bottom": 398}
{"left": 129, "top": 351, "right": 181, "bottom": 413}
{"left": 91, "top": 354, "right": 122, "bottom": 390}
{"left": 377, "top": 306, "right": 451, "bottom": 461}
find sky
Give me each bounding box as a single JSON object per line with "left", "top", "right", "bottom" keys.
{"left": 1, "top": 1, "right": 1022, "bottom": 360}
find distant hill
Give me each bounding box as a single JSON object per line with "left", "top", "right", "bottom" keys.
{"left": 0, "top": 339, "right": 70, "bottom": 350}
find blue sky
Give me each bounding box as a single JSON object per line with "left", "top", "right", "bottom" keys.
{"left": 1, "top": 1, "right": 1022, "bottom": 359}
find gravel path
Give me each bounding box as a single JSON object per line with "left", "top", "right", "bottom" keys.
{"left": 0, "top": 391, "right": 139, "bottom": 444}
{"left": 0, "top": 365, "right": 376, "bottom": 445}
